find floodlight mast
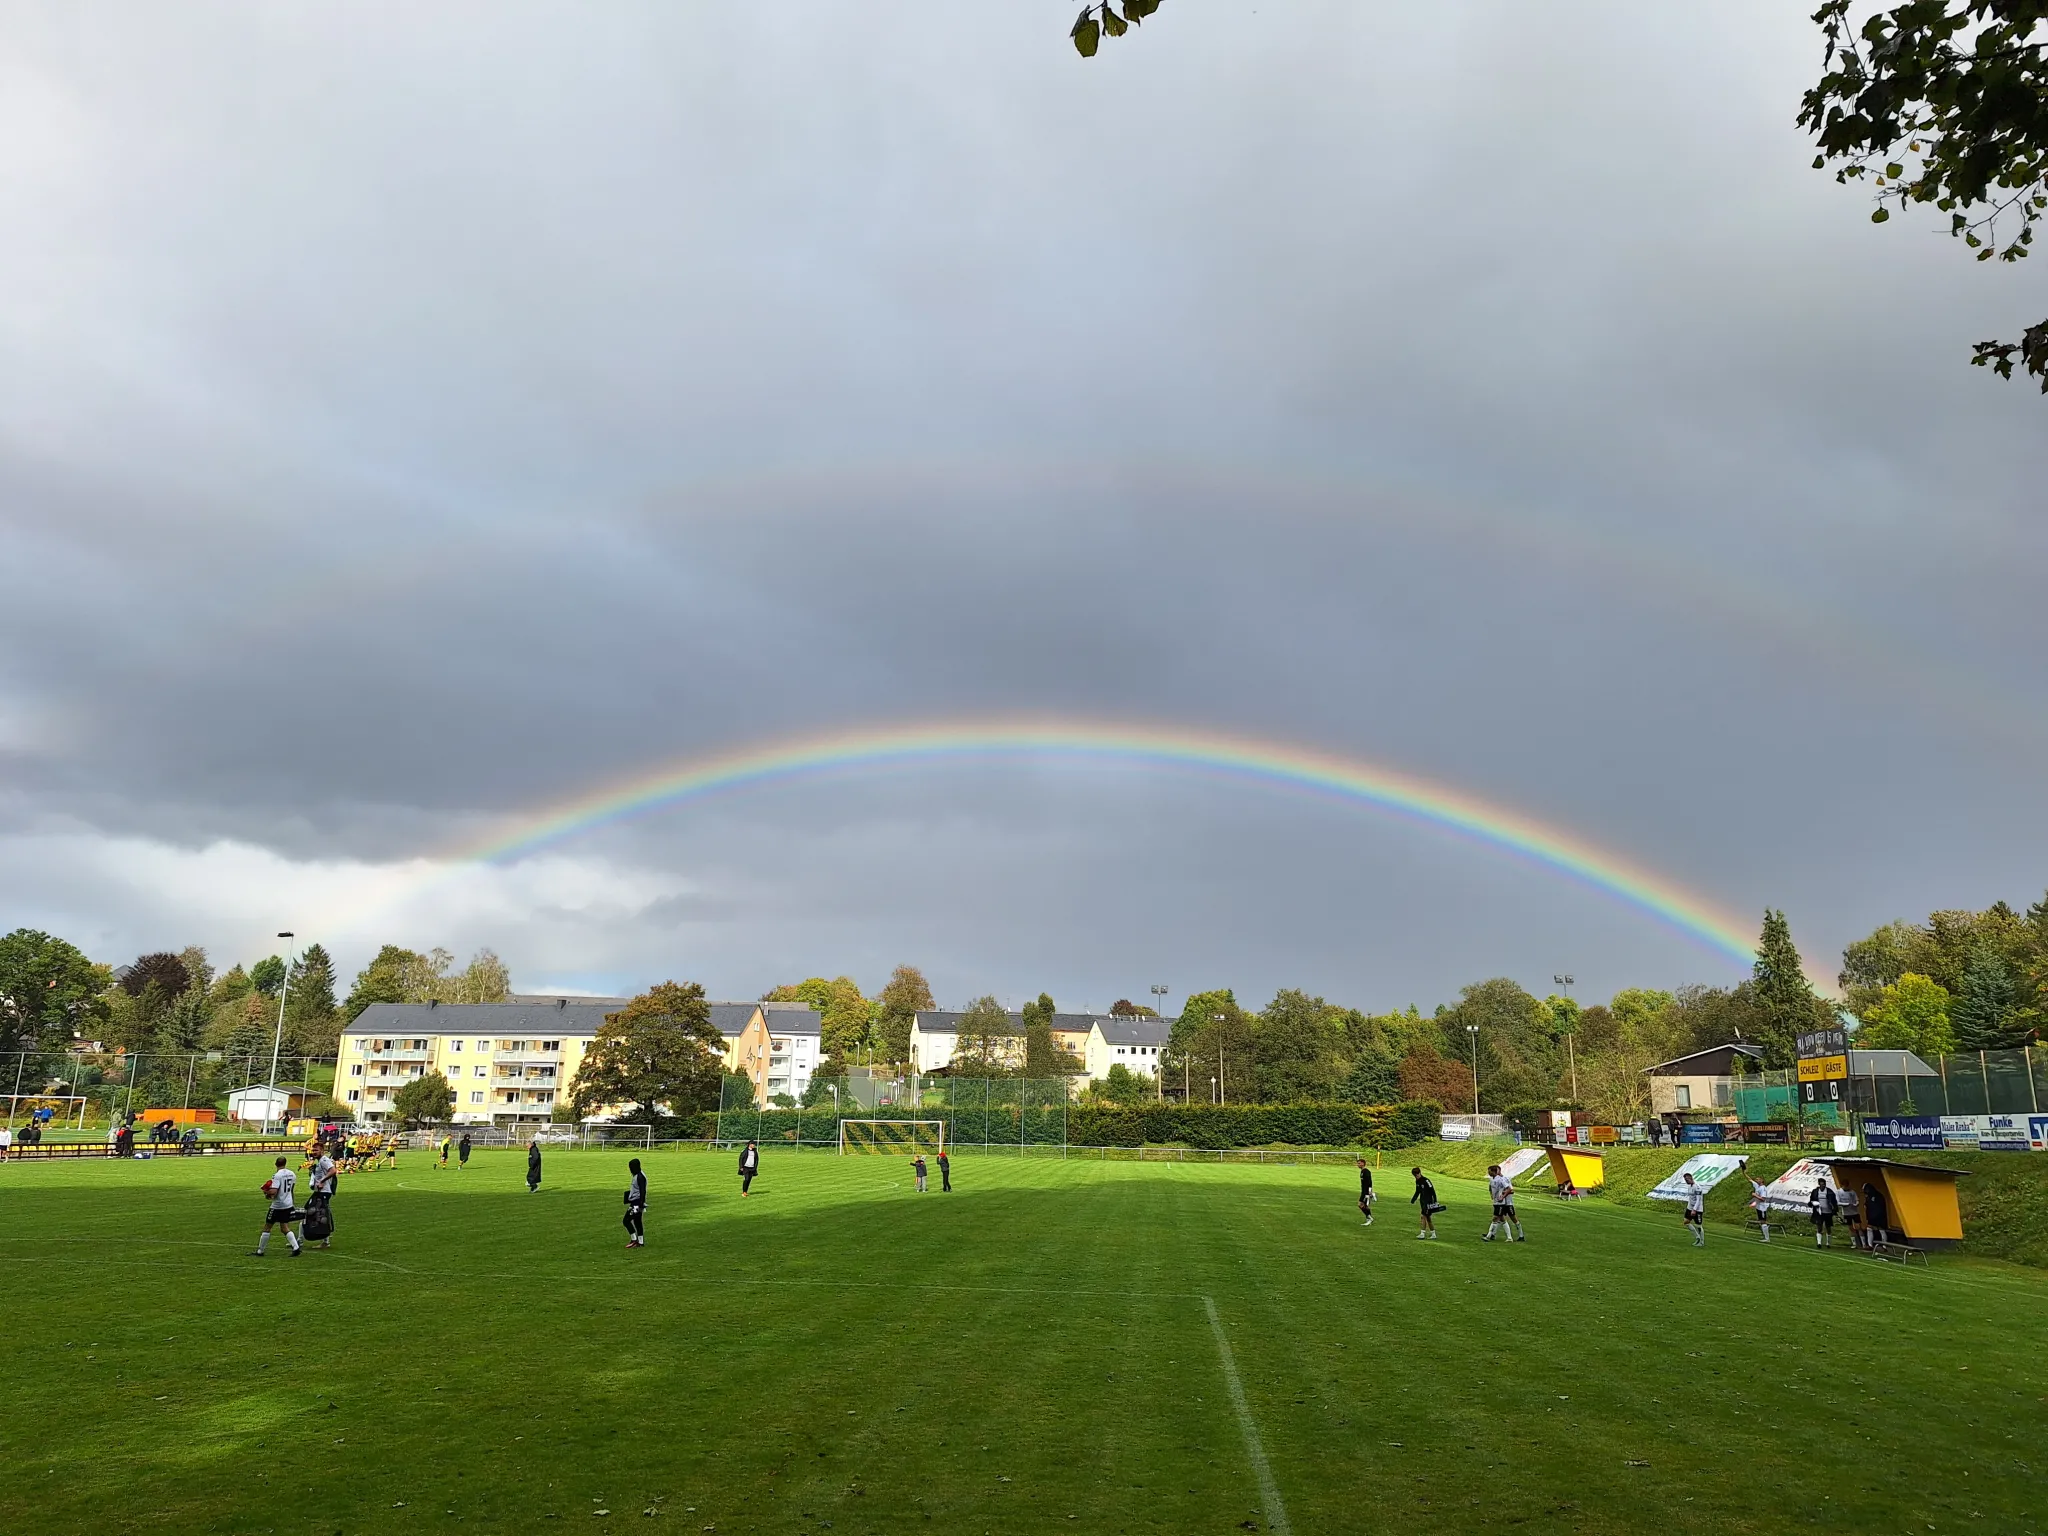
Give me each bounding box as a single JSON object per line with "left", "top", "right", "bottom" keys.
{"left": 266, "top": 932, "right": 295, "bottom": 1135}
{"left": 1554, "top": 973, "right": 1578, "bottom": 1105}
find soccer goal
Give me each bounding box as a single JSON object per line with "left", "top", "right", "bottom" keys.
{"left": 838, "top": 1120, "right": 946, "bottom": 1156}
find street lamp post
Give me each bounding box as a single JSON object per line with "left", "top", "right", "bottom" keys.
{"left": 1150, "top": 985, "right": 1169, "bottom": 1100}
{"left": 1465, "top": 1023, "right": 1480, "bottom": 1117}
{"left": 1213, "top": 1012, "right": 1226, "bottom": 1107}
{"left": 1553, "top": 973, "right": 1579, "bottom": 1106}
{"left": 266, "top": 932, "right": 295, "bottom": 1135}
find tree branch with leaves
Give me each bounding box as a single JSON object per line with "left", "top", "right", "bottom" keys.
{"left": 1801, "top": 1, "right": 2048, "bottom": 389}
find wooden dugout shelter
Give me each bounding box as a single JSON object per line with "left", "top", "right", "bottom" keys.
{"left": 1816, "top": 1156, "right": 1967, "bottom": 1251}
{"left": 1542, "top": 1144, "right": 1604, "bottom": 1194}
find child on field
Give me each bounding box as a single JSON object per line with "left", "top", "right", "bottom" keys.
{"left": 623, "top": 1158, "right": 648, "bottom": 1248}
{"left": 1357, "top": 1158, "right": 1375, "bottom": 1226}
{"left": 913, "top": 1153, "right": 928, "bottom": 1193}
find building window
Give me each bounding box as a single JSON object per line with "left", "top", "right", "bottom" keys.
{"left": 350, "top": 1064, "right": 363, "bottom": 1077}
{"left": 1675, "top": 1085, "right": 1692, "bottom": 1109}
{"left": 476, "top": 1040, "right": 489, "bottom": 1052}
{"left": 451, "top": 1040, "right": 462, "bottom": 1052}
{"left": 470, "top": 1091, "right": 484, "bottom": 1104}
{"left": 346, "top": 1089, "right": 360, "bottom": 1102}
{"left": 542, "top": 1040, "right": 560, "bottom": 1051}
{"left": 475, "top": 1066, "right": 487, "bottom": 1078}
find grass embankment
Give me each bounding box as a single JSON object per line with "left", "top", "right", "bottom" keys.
{"left": 1413, "top": 1139, "right": 2048, "bottom": 1268}
{"left": 3, "top": 1149, "right": 2046, "bottom": 1535}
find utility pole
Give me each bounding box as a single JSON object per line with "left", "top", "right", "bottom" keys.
{"left": 1466, "top": 1024, "right": 1480, "bottom": 1117}
{"left": 1150, "top": 985, "right": 1169, "bottom": 1101}
{"left": 1554, "top": 974, "right": 1578, "bottom": 1105}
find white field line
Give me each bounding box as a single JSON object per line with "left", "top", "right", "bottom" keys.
{"left": 1202, "top": 1294, "right": 1291, "bottom": 1536}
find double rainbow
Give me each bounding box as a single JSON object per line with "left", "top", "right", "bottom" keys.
{"left": 449, "top": 718, "right": 1760, "bottom": 969}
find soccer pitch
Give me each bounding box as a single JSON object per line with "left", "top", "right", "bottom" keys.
{"left": 2, "top": 1150, "right": 2043, "bottom": 1535}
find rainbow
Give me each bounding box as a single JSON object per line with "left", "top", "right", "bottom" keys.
{"left": 450, "top": 718, "right": 1761, "bottom": 969}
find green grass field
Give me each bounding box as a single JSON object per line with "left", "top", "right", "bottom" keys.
{"left": 2, "top": 1148, "right": 2044, "bottom": 1536}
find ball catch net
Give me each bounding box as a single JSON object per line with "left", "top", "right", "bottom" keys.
{"left": 838, "top": 1119, "right": 946, "bottom": 1156}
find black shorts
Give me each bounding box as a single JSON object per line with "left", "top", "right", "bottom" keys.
{"left": 1812, "top": 1213, "right": 1833, "bottom": 1228}
{"left": 1492, "top": 1202, "right": 1516, "bottom": 1220}
{"left": 1684, "top": 1208, "right": 1703, "bottom": 1223}
{"left": 264, "top": 1206, "right": 299, "bottom": 1225}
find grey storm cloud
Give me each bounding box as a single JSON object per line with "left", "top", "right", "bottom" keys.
{"left": 2, "top": 0, "right": 2044, "bottom": 1009}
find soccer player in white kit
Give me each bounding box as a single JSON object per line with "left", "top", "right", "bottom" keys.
{"left": 1482, "top": 1165, "right": 1525, "bottom": 1242}
{"left": 1682, "top": 1173, "right": 1706, "bottom": 1246}
{"left": 253, "top": 1155, "right": 302, "bottom": 1257}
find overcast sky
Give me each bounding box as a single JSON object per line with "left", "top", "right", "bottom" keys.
{"left": 4, "top": 1, "right": 2044, "bottom": 1014}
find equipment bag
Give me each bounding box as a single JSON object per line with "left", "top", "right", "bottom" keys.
{"left": 302, "top": 1193, "right": 334, "bottom": 1241}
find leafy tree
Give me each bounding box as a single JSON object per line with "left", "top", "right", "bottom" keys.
{"left": 0, "top": 929, "right": 109, "bottom": 1056}
{"left": 1021, "top": 992, "right": 1085, "bottom": 1076}
{"left": 250, "top": 955, "right": 287, "bottom": 996}
{"left": 1857, "top": 972, "right": 1956, "bottom": 1056}
{"left": 949, "top": 995, "right": 1021, "bottom": 1077}
{"left": 208, "top": 964, "right": 254, "bottom": 1010}
{"left": 1801, "top": 1, "right": 2048, "bottom": 390}
{"left": 1751, "top": 911, "right": 1831, "bottom": 1068}
{"left": 391, "top": 1070, "right": 456, "bottom": 1127}
{"left": 568, "top": 981, "right": 725, "bottom": 1121}
{"left": 118, "top": 952, "right": 190, "bottom": 1000}
{"left": 1952, "top": 942, "right": 2021, "bottom": 1048}
{"left": 1440, "top": 978, "right": 1561, "bottom": 1106}
{"left": 177, "top": 946, "right": 214, "bottom": 997}
{"left": 875, "top": 964, "right": 936, "bottom": 1065}
{"left": 1172, "top": 992, "right": 1258, "bottom": 1103}
{"left": 344, "top": 945, "right": 417, "bottom": 1021}
{"left": 451, "top": 949, "right": 511, "bottom": 1004}
{"left": 1092, "top": 1062, "right": 1155, "bottom": 1106}
{"left": 765, "top": 976, "right": 874, "bottom": 1063}
{"left": 1253, "top": 989, "right": 1342, "bottom": 1102}
{"left": 1109, "top": 998, "right": 1158, "bottom": 1017}
{"left": 1069, "top": 0, "right": 1163, "bottom": 57}
{"left": 1397, "top": 1038, "right": 1476, "bottom": 1113}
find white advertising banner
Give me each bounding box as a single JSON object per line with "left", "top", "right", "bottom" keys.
{"left": 1646, "top": 1153, "right": 1748, "bottom": 1202}
{"left": 1759, "top": 1156, "right": 1857, "bottom": 1214}
{"left": 1499, "top": 1147, "right": 1545, "bottom": 1182}
{"left": 1942, "top": 1113, "right": 2038, "bottom": 1151}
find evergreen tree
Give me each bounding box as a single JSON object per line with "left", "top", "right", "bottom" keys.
{"left": 1952, "top": 943, "right": 2018, "bottom": 1050}
{"left": 285, "top": 944, "right": 342, "bottom": 1056}
{"left": 1751, "top": 910, "right": 1826, "bottom": 1069}
{"left": 1337, "top": 1046, "right": 1402, "bottom": 1105}
{"left": 250, "top": 955, "right": 287, "bottom": 996}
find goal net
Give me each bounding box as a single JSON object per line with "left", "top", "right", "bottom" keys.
{"left": 838, "top": 1120, "right": 946, "bottom": 1156}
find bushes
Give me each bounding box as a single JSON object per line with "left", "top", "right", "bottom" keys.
{"left": 675, "top": 1100, "right": 1442, "bottom": 1150}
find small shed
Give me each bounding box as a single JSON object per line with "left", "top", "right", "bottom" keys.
{"left": 225, "top": 1085, "right": 307, "bottom": 1124}
{"left": 1543, "top": 1144, "right": 1604, "bottom": 1194}
{"left": 1816, "top": 1156, "right": 1967, "bottom": 1251}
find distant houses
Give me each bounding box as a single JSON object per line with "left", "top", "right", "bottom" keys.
{"left": 908, "top": 1009, "right": 1169, "bottom": 1082}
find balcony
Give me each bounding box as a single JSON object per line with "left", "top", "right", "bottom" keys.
{"left": 366, "top": 1049, "right": 431, "bottom": 1062}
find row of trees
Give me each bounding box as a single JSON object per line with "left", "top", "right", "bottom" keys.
{"left": 6, "top": 888, "right": 2043, "bottom": 1125}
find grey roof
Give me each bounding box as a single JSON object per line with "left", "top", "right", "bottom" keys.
{"left": 708, "top": 1003, "right": 761, "bottom": 1038}
{"left": 347, "top": 1001, "right": 621, "bottom": 1034}
{"left": 507, "top": 993, "right": 633, "bottom": 1007}
{"left": 1848, "top": 1048, "right": 1938, "bottom": 1077}
{"left": 1642, "top": 1042, "right": 1766, "bottom": 1075}
{"left": 761, "top": 1002, "right": 822, "bottom": 1035}
{"left": 1096, "top": 1013, "right": 1171, "bottom": 1047}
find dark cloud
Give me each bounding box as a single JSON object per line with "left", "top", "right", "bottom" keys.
{"left": 3, "top": 1, "right": 2044, "bottom": 1005}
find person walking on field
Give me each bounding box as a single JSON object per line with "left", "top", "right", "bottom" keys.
{"left": 457, "top": 1132, "right": 472, "bottom": 1170}
{"left": 306, "top": 1147, "right": 339, "bottom": 1250}
{"left": 1410, "top": 1167, "right": 1442, "bottom": 1239}
{"left": 937, "top": 1147, "right": 951, "bottom": 1192}
{"left": 1356, "top": 1157, "right": 1375, "bottom": 1226}
{"left": 913, "top": 1153, "right": 928, "bottom": 1193}
{"left": 526, "top": 1137, "right": 542, "bottom": 1192}
{"left": 738, "top": 1139, "right": 760, "bottom": 1197}
{"left": 251, "top": 1156, "right": 303, "bottom": 1257}
{"left": 623, "top": 1157, "right": 648, "bottom": 1248}
{"left": 1682, "top": 1172, "right": 1706, "bottom": 1246}
{"left": 439, "top": 1134, "right": 451, "bottom": 1169}
{"left": 1483, "top": 1164, "right": 1525, "bottom": 1242}
{"left": 1809, "top": 1178, "right": 1838, "bottom": 1248}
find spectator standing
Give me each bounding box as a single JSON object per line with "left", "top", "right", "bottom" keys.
{"left": 937, "top": 1148, "right": 952, "bottom": 1192}
{"left": 527, "top": 1138, "right": 542, "bottom": 1192}
{"left": 738, "top": 1139, "right": 760, "bottom": 1197}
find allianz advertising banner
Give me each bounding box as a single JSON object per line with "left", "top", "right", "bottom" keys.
{"left": 1862, "top": 1115, "right": 1946, "bottom": 1151}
